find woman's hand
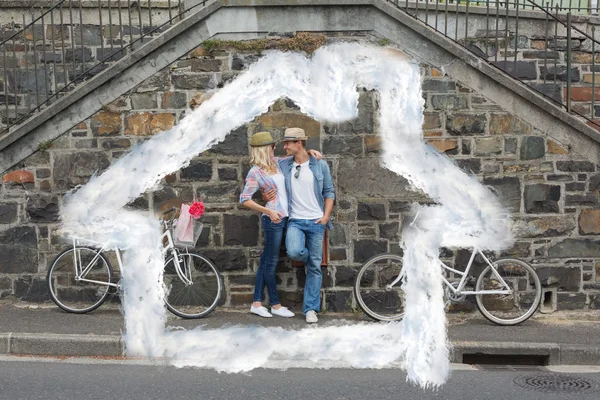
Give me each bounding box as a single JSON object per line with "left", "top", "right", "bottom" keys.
{"left": 268, "top": 209, "right": 283, "bottom": 223}
{"left": 308, "top": 149, "right": 323, "bottom": 160}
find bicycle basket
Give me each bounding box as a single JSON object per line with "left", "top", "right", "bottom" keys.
{"left": 172, "top": 219, "right": 203, "bottom": 248}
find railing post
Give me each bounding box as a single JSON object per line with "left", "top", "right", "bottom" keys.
{"left": 566, "top": 11, "right": 572, "bottom": 113}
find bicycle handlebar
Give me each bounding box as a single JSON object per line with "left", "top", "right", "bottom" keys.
{"left": 162, "top": 207, "right": 177, "bottom": 216}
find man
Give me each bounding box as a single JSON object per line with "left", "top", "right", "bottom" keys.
{"left": 276, "top": 127, "right": 335, "bottom": 323}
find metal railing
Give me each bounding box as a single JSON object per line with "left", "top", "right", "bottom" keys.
{"left": 0, "top": 0, "right": 211, "bottom": 136}
{"left": 393, "top": 0, "right": 600, "bottom": 128}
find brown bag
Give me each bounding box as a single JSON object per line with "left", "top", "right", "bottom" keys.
{"left": 292, "top": 230, "right": 328, "bottom": 267}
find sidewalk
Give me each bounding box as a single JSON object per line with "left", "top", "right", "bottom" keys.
{"left": 1, "top": 300, "right": 599, "bottom": 365}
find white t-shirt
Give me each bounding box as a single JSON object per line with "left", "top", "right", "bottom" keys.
{"left": 272, "top": 171, "right": 288, "bottom": 217}
{"left": 290, "top": 160, "right": 323, "bottom": 220}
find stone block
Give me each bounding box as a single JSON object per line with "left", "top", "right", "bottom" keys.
{"left": 130, "top": 93, "right": 157, "bottom": 109}
{"left": 337, "top": 158, "right": 427, "bottom": 200}
{"left": 191, "top": 59, "right": 222, "bottom": 72}
{"left": 483, "top": 177, "right": 521, "bottom": 213}
{"left": 208, "top": 125, "right": 249, "bottom": 156}
{"left": 151, "top": 113, "right": 175, "bottom": 134}
{"left": 100, "top": 139, "right": 131, "bottom": 150}
{"left": 2, "top": 170, "right": 34, "bottom": 184}
{"left": 0, "top": 203, "right": 18, "bottom": 224}
{"left": 329, "top": 248, "right": 347, "bottom": 261}
{"left": 231, "top": 54, "right": 260, "bottom": 71}
{"left": 357, "top": 203, "right": 386, "bottom": 220}
{"left": 547, "top": 139, "right": 569, "bottom": 154}
{"left": 537, "top": 267, "right": 581, "bottom": 291}
{"left": 423, "top": 112, "right": 441, "bottom": 130}
{"left": 322, "top": 136, "right": 363, "bottom": 156}
{"left": 7, "top": 68, "right": 51, "bottom": 96}
{"left": 446, "top": 113, "right": 487, "bottom": 135}
{"left": 0, "top": 227, "right": 38, "bottom": 274}
{"left": 455, "top": 158, "right": 481, "bottom": 174}
{"left": 431, "top": 94, "right": 468, "bottom": 110}
{"left": 524, "top": 184, "right": 561, "bottom": 213}
{"left": 529, "top": 83, "right": 563, "bottom": 103}
{"left": 520, "top": 136, "right": 545, "bottom": 160}
{"left": 96, "top": 48, "right": 125, "bottom": 62}
{"left": 591, "top": 174, "right": 600, "bottom": 191}
{"left": 548, "top": 239, "right": 600, "bottom": 257}
{"left": 329, "top": 224, "right": 347, "bottom": 246}
{"left": 228, "top": 274, "right": 256, "bottom": 287}
{"left": 26, "top": 196, "right": 59, "bottom": 223}
{"left": 14, "top": 277, "right": 50, "bottom": 302}
{"left": 557, "top": 293, "right": 587, "bottom": 310}
{"left": 504, "top": 137, "right": 518, "bottom": 154}
{"left": 218, "top": 168, "right": 238, "bottom": 181}
{"left": 172, "top": 74, "right": 216, "bottom": 90}
{"left": 53, "top": 152, "right": 110, "bottom": 190}
{"left": 91, "top": 112, "right": 121, "bottom": 136}
{"left": 202, "top": 249, "right": 247, "bottom": 271}
{"left": 523, "top": 50, "right": 559, "bottom": 59}
{"left": 539, "top": 66, "right": 580, "bottom": 82}
{"left": 489, "top": 113, "right": 531, "bottom": 135}
{"left": 353, "top": 239, "right": 387, "bottom": 264}
{"left": 474, "top": 137, "right": 502, "bottom": 156}
{"left": 73, "top": 25, "right": 102, "bottom": 46}
{"left": 230, "top": 293, "right": 254, "bottom": 305}
{"left": 556, "top": 161, "right": 595, "bottom": 172}
{"left": 65, "top": 48, "right": 93, "bottom": 63}
{"left": 181, "top": 161, "right": 212, "bottom": 181}
{"left": 422, "top": 79, "right": 456, "bottom": 93}
{"left": 492, "top": 61, "right": 537, "bottom": 80}
{"left": 137, "top": 70, "right": 171, "bottom": 92}
{"left": 161, "top": 92, "right": 187, "bottom": 109}
{"left": 46, "top": 25, "right": 69, "bottom": 41}
{"left": 379, "top": 222, "right": 400, "bottom": 240}
{"left": 568, "top": 87, "right": 600, "bottom": 102}
{"left": 427, "top": 139, "right": 458, "bottom": 154}
{"left": 580, "top": 209, "right": 600, "bottom": 235}
{"left": 513, "top": 216, "right": 576, "bottom": 238}
{"left": 364, "top": 136, "right": 382, "bottom": 153}
{"left": 566, "top": 194, "right": 599, "bottom": 207}
{"left": 335, "top": 265, "right": 358, "bottom": 287}
{"left": 325, "top": 291, "right": 353, "bottom": 312}
{"left": 223, "top": 214, "right": 259, "bottom": 246}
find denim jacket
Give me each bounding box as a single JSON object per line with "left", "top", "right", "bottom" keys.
{"left": 278, "top": 155, "right": 335, "bottom": 230}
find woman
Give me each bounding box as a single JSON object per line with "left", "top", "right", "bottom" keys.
{"left": 240, "top": 131, "right": 321, "bottom": 318}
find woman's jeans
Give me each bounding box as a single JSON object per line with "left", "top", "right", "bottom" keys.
{"left": 253, "top": 216, "right": 288, "bottom": 305}
{"left": 285, "top": 218, "right": 326, "bottom": 315}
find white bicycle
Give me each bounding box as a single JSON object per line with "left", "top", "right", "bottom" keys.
{"left": 47, "top": 208, "right": 222, "bottom": 319}
{"left": 354, "top": 217, "right": 542, "bottom": 326}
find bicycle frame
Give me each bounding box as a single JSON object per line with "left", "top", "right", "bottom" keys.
{"left": 69, "top": 218, "right": 193, "bottom": 288}
{"left": 386, "top": 248, "right": 512, "bottom": 296}
{"left": 440, "top": 248, "right": 512, "bottom": 296}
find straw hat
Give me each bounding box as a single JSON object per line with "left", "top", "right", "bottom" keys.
{"left": 282, "top": 127, "right": 308, "bottom": 141}
{"left": 249, "top": 131, "right": 275, "bottom": 147}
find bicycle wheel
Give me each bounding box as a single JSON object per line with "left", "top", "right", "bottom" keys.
{"left": 163, "top": 252, "right": 222, "bottom": 319}
{"left": 475, "top": 258, "right": 541, "bottom": 326}
{"left": 47, "top": 247, "right": 113, "bottom": 313}
{"left": 354, "top": 253, "right": 405, "bottom": 321}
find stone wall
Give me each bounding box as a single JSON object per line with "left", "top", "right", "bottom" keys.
{"left": 1, "top": 32, "right": 599, "bottom": 313}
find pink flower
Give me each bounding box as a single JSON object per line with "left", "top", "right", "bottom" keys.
{"left": 189, "top": 201, "right": 205, "bottom": 219}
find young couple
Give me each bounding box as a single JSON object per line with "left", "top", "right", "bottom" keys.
{"left": 239, "top": 128, "right": 335, "bottom": 324}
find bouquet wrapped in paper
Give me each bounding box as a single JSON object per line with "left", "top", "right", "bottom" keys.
{"left": 174, "top": 201, "right": 205, "bottom": 247}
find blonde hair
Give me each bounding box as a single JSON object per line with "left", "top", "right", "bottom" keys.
{"left": 250, "top": 145, "right": 277, "bottom": 174}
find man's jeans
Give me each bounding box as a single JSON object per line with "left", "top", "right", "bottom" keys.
{"left": 285, "top": 218, "right": 326, "bottom": 314}
{"left": 253, "top": 216, "right": 288, "bottom": 305}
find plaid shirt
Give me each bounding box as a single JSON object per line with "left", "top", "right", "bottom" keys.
{"left": 239, "top": 160, "right": 288, "bottom": 217}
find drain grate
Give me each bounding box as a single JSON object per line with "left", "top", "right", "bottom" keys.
{"left": 514, "top": 374, "right": 600, "bottom": 394}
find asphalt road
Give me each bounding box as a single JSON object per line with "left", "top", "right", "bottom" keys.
{"left": 1, "top": 358, "right": 599, "bottom": 400}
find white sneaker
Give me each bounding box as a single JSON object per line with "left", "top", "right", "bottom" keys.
{"left": 250, "top": 305, "right": 272, "bottom": 318}
{"left": 271, "top": 306, "right": 295, "bottom": 318}
{"left": 305, "top": 310, "right": 318, "bottom": 323}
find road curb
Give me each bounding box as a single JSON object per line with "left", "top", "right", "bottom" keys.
{"left": 1, "top": 333, "right": 599, "bottom": 365}
{"left": 0, "top": 333, "right": 123, "bottom": 357}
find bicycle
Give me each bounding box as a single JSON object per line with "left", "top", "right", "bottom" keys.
{"left": 47, "top": 207, "right": 222, "bottom": 319}
{"left": 353, "top": 216, "right": 542, "bottom": 326}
